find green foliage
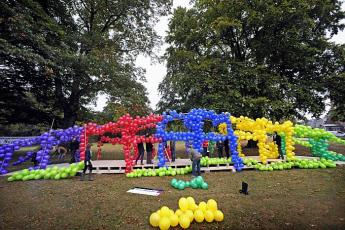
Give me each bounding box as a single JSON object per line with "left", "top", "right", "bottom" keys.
{"left": 1, "top": 0, "right": 172, "bottom": 127}
{"left": 158, "top": 0, "right": 345, "bottom": 120}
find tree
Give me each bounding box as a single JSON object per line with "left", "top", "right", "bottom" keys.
{"left": 158, "top": 0, "right": 345, "bottom": 121}
{"left": 325, "top": 44, "right": 345, "bottom": 121}
{"left": 1, "top": 0, "right": 172, "bottom": 128}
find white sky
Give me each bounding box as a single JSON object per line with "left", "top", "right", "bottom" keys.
{"left": 93, "top": 1, "right": 345, "bottom": 113}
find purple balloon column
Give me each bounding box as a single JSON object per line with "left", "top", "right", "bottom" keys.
{"left": 0, "top": 126, "right": 84, "bottom": 174}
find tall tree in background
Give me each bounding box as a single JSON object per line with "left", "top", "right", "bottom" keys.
{"left": 1, "top": 0, "right": 172, "bottom": 128}
{"left": 158, "top": 0, "right": 344, "bottom": 120}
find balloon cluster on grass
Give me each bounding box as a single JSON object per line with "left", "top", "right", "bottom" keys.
{"left": 7, "top": 162, "right": 84, "bottom": 182}
{"left": 170, "top": 176, "right": 208, "bottom": 190}
{"left": 294, "top": 125, "right": 345, "bottom": 161}
{"left": 0, "top": 126, "right": 83, "bottom": 175}
{"left": 156, "top": 109, "right": 243, "bottom": 171}
{"left": 231, "top": 116, "right": 295, "bottom": 163}
{"left": 149, "top": 197, "right": 224, "bottom": 230}
{"left": 242, "top": 158, "right": 336, "bottom": 171}
{"left": 126, "top": 166, "right": 192, "bottom": 178}
{"left": 200, "top": 156, "right": 232, "bottom": 166}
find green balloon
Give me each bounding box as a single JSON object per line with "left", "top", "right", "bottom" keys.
{"left": 178, "top": 183, "right": 185, "bottom": 190}
{"left": 7, "top": 177, "right": 14, "bottom": 182}
{"left": 201, "top": 182, "right": 208, "bottom": 190}
{"left": 191, "top": 181, "right": 198, "bottom": 189}
{"left": 54, "top": 174, "right": 61, "bottom": 180}
{"left": 34, "top": 174, "right": 41, "bottom": 180}
{"left": 61, "top": 173, "right": 68, "bottom": 179}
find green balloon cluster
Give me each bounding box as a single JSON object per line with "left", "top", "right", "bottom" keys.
{"left": 246, "top": 158, "right": 336, "bottom": 171}
{"left": 126, "top": 166, "right": 192, "bottom": 178}
{"left": 242, "top": 158, "right": 259, "bottom": 166}
{"left": 200, "top": 157, "right": 231, "bottom": 166}
{"left": 170, "top": 176, "right": 208, "bottom": 190}
{"left": 7, "top": 162, "right": 84, "bottom": 182}
{"left": 309, "top": 139, "right": 345, "bottom": 161}
{"left": 293, "top": 137, "right": 312, "bottom": 147}
{"left": 294, "top": 125, "right": 335, "bottom": 139}
{"left": 293, "top": 125, "right": 345, "bottom": 161}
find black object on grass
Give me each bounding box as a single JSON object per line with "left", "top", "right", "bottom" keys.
{"left": 239, "top": 182, "right": 249, "bottom": 195}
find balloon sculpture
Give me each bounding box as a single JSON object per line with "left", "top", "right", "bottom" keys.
{"left": 228, "top": 116, "right": 295, "bottom": 164}
{"left": 149, "top": 197, "right": 224, "bottom": 229}
{"left": 155, "top": 109, "right": 243, "bottom": 171}
{"left": 0, "top": 126, "right": 83, "bottom": 175}
{"left": 294, "top": 125, "right": 345, "bottom": 161}
{"left": 2, "top": 109, "right": 344, "bottom": 176}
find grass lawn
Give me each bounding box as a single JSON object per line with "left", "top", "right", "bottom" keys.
{"left": 1, "top": 142, "right": 345, "bottom": 229}
{"left": 0, "top": 167, "right": 344, "bottom": 229}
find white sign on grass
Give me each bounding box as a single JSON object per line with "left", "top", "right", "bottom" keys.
{"left": 127, "top": 187, "right": 163, "bottom": 196}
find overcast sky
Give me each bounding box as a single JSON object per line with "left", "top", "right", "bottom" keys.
{"left": 93, "top": 0, "right": 345, "bottom": 112}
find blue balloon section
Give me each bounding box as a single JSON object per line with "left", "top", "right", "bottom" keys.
{"left": 0, "top": 126, "right": 83, "bottom": 175}
{"left": 155, "top": 109, "right": 243, "bottom": 171}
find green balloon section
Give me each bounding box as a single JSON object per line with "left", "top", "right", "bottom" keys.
{"left": 201, "top": 157, "right": 231, "bottom": 166}
{"left": 7, "top": 162, "right": 84, "bottom": 182}
{"left": 170, "top": 176, "right": 208, "bottom": 190}
{"left": 294, "top": 125, "right": 345, "bottom": 161}
{"left": 243, "top": 158, "right": 336, "bottom": 171}
{"left": 126, "top": 166, "right": 192, "bottom": 178}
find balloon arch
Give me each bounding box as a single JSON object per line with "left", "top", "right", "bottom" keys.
{"left": 1, "top": 108, "right": 344, "bottom": 175}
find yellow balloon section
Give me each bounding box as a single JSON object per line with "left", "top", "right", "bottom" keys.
{"left": 149, "top": 197, "right": 224, "bottom": 229}
{"left": 218, "top": 116, "right": 295, "bottom": 164}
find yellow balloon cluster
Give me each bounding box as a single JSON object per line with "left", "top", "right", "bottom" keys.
{"left": 231, "top": 116, "right": 295, "bottom": 163}
{"left": 149, "top": 197, "right": 224, "bottom": 229}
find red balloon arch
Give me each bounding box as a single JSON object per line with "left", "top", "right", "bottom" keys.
{"left": 78, "top": 114, "right": 163, "bottom": 173}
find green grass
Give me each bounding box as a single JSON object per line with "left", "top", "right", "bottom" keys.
{"left": 0, "top": 167, "right": 344, "bottom": 229}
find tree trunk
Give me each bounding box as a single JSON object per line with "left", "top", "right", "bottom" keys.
{"left": 54, "top": 77, "right": 81, "bottom": 128}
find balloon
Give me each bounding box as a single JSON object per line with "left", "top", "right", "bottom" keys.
{"left": 158, "top": 216, "right": 170, "bottom": 230}
{"left": 185, "top": 210, "right": 194, "bottom": 222}
{"left": 175, "top": 209, "right": 183, "bottom": 216}
{"left": 160, "top": 206, "right": 170, "bottom": 217}
{"left": 179, "top": 215, "right": 190, "bottom": 229}
{"left": 169, "top": 214, "right": 179, "bottom": 227}
{"left": 214, "top": 210, "right": 224, "bottom": 222}
{"left": 149, "top": 212, "right": 160, "bottom": 227}
{"left": 186, "top": 197, "right": 196, "bottom": 209}
{"left": 198, "top": 202, "right": 207, "bottom": 212}
{"left": 207, "top": 199, "right": 218, "bottom": 211}
{"left": 205, "top": 210, "right": 215, "bottom": 222}
{"left": 179, "top": 198, "right": 189, "bottom": 211}
{"left": 194, "top": 209, "right": 204, "bottom": 223}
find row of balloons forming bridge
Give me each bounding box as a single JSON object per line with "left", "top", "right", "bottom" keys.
{"left": 0, "top": 109, "right": 344, "bottom": 174}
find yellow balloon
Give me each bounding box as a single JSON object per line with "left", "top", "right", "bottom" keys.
{"left": 206, "top": 199, "right": 218, "bottom": 211}
{"left": 214, "top": 210, "right": 224, "bottom": 222}
{"left": 179, "top": 215, "right": 190, "bottom": 229}
{"left": 169, "top": 214, "right": 179, "bottom": 227}
{"left": 168, "top": 209, "right": 174, "bottom": 217}
{"left": 186, "top": 197, "right": 195, "bottom": 209}
{"left": 179, "top": 197, "right": 189, "bottom": 211}
{"left": 159, "top": 216, "right": 170, "bottom": 230}
{"left": 160, "top": 206, "right": 170, "bottom": 217}
{"left": 149, "top": 212, "right": 160, "bottom": 227}
{"left": 205, "top": 210, "right": 214, "bottom": 222}
{"left": 198, "top": 202, "right": 207, "bottom": 212}
{"left": 194, "top": 209, "right": 204, "bottom": 223}
{"left": 185, "top": 210, "right": 194, "bottom": 222}
{"left": 175, "top": 209, "right": 183, "bottom": 216}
